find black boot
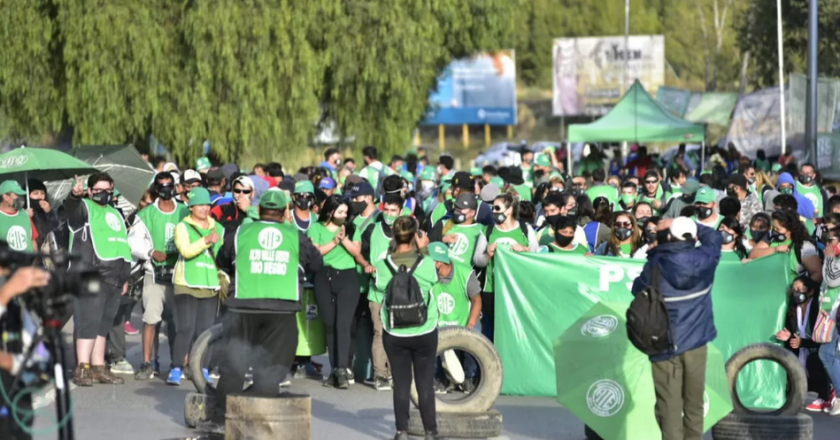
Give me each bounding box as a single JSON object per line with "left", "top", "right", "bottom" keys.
{"left": 393, "top": 432, "right": 409, "bottom": 440}
{"left": 424, "top": 431, "right": 442, "bottom": 440}
{"left": 335, "top": 368, "right": 349, "bottom": 389}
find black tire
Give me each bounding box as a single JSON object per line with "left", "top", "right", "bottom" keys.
{"left": 184, "top": 391, "right": 217, "bottom": 428}
{"left": 406, "top": 409, "right": 502, "bottom": 438}
{"left": 725, "top": 343, "right": 807, "bottom": 416}
{"left": 189, "top": 323, "right": 223, "bottom": 394}
{"left": 584, "top": 425, "right": 604, "bottom": 440}
{"left": 409, "top": 326, "right": 503, "bottom": 413}
{"left": 711, "top": 413, "right": 813, "bottom": 440}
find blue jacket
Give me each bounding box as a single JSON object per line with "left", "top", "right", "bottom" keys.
{"left": 631, "top": 223, "right": 722, "bottom": 361}
{"left": 777, "top": 172, "right": 815, "bottom": 220}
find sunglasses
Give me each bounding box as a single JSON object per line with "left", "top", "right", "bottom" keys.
{"left": 492, "top": 205, "right": 506, "bottom": 212}
{"left": 233, "top": 189, "right": 253, "bottom": 194}
{"left": 645, "top": 180, "right": 658, "bottom": 184}
{"left": 614, "top": 221, "right": 632, "bottom": 228}
{"left": 572, "top": 183, "right": 585, "bottom": 188}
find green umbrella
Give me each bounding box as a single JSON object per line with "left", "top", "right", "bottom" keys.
{"left": 0, "top": 147, "right": 96, "bottom": 182}
{"left": 554, "top": 302, "right": 732, "bottom": 440}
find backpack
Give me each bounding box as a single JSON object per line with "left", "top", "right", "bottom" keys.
{"left": 384, "top": 253, "right": 428, "bottom": 329}
{"left": 626, "top": 262, "right": 673, "bottom": 356}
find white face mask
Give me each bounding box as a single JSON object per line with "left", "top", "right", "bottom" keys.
{"left": 421, "top": 181, "right": 436, "bottom": 192}
{"left": 437, "top": 166, "right": 442, "bottom": 174}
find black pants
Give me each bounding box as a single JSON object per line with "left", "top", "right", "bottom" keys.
{"left": 211, "top": 311, "right": 297, "bottom": 422}
{"left": 313, "top": 268, "right": 359, "bottom": 370}
{"left": 172, "top": 294, "right": 217, "bottom": 368}
{"left": 480, "top": 291, "right": 495, "bottom": 342}
{"left": 384, "top": 330, "right": 438, "bottom": 433}
{"left": 805, "top": 350, "right": 832, "bottom": 401}
{"left": 0, "top": 370, "right": 31, "bottom": 440}
{"left": 105, "top": 297, "right": 136, "bottom": 363}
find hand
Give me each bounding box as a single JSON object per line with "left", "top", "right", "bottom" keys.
{"left": 39, "top": 200, "right": 51, "bottom": 213}
{"left": 466, "top": 322, "right": 476, "bottom": 330}
{"left": 122, "top": 282, "right": 129, "bottom": 296}
{"left": 152, "top": 250, "right": 168, "bottom": 262}
{"left": 486, "top": 243, "right": 497, "bottom": 258}
{"left": 415, "top": 230, "right": 430, "bottom": 249}
{"left": 365, "top": 265, "right": 376, "bottom": 274}
{"left": 741, "top": 258, "right": 751, "bottom": 264}
{"left": 205, "top": 230, "right": 220, "bottom": 245}
{"left": 512, "top": 244, "right": 529, "bottom": 252}
{"left": 656, "top": 218, "right": 674, "bottom": 232}
{"left": 0, "top": 268, "right": 51, "bottom": 303}
{"left": 776, "top": 328, "right": 791, "bottom": 342}
{"left": 585, "top": 252, "right": 594, "bottom": 257}
{"left": 236, "top": 195, "right": 251, "bottom": 212}
{"left": 776, "top": 244, "right": 790, "bottom": 253}
{"left": 442, "top": 234, "right": 458, "bottom": 245}
{"left": 26, "top": 208, "right": 33, "bottom": 218}
{"left": 71, "top": 175, "right": 85, "bottom": 197}
{"left": 790, "top": 333, "right": 801, "bottom": 349}
{"left": 334, "top": 226, "right": 346, "bottom": 244}
{"left": 652, "top": 199, "right": 662, "bottom": 209}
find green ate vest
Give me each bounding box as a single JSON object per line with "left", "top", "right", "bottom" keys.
{"left": 444, "top": 223, "right": 485, "bottom": 269}
{"left": 691, "top": 214, "right": 722, "bottom": 230}
{"left": 430, "top": 202, "right": 448, "bottom": 227}
{"left": 80, "top": 199, "right": 131, "bottom": 262}
{"left": 821, "top": 285, "right": 840, "bottom": 313}
{"left": 177, "top": 220, "right": 224, "bottom": 289}
{"left": 520, "top": 165, "right": 534, "bottom": 188}
{"left": 137, "top": 201, "right": 188, "bottom": 267}
{"left": 637, "top": 185, "right": 664, "bottom": 214}
{"left": 796, "top": 182, "right": 823, "bottom": 218}
{"left": 547, "top": 242, "right": 588, "bottom": 255}
{"left": 720, "top": 249, "right": 743, "bottom": 263}
{"left": 431, "top": 266, "right": 471, "bottom": 327}
{"left": 0, "top": 209, "right": 32, "bottom": 252}
{"left": 770, "top": 240, "right": 799, "bottom": 279}
{"left": 235, "top": 221, "right": 299, "bottom": 301}
{"left": 354, "top": 213, "right": 377, "bottom": 295}
{"left": 512, "top": 184, "right": 532, "bottom": 202}
{"left": 375, "top": 255, "right": 439, "bottom": 337}
{"left": 367, "top": 223, "right": 393, "bottom": 303}
{"left": 585, "top": 185, "right": 619, "bottom": 207}
{"left": 485, "top": 222, "right": 529, "bottom": 293}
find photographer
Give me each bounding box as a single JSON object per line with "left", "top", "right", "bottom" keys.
{"left": 0, "top": 265, "right": 51, "bottom": 440}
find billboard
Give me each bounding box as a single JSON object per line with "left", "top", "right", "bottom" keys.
{"left": 553, "top": 35, "right": 665, "bottom": 116}
{"left": 422, "top": 50, "right": 517, "bottom": 126}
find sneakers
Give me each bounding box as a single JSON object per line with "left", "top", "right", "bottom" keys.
{"left": 294, "top": 363, "right": 324, "bottom": 380}
{"left": 90, "top": 365, "right": 125, "bottom": 384}
{"left": 374, "top": 376, "right": 392, "bottom": 391}
{"left": 279, "top": 374, "right": 292, "bottom": 388}
{"left": 134, "top": 362, "right": 156, "bottom": 380}
{"left": 805, "top": 398, "right": 830, "bottom": 412}
{"left": 393, "top": 432, "right": 409, "bottom": 440}
{"left": 434, "top": 380, "right": 450, "bottom": 395}
{"left": 830, "top": 398, "right": 840, "bottom": 416}
{"left": 197, "top": 419, "right": 225, "bottom": 435}
{"left": 424, "top": 432, "right": 441, "bottom": 440}
{"left": 335, "top": 370, "right": 349, "bottom": 389}
{"left": 346, "top": 368, "right": 355, "bottom": 385}
{"left": 73, "top": 364, "right": 93, "bottom": 387}
{"left": 460, "top": 378, "right": 476, "bottom": 394}
{"left": 167, "top": 367, "right": 183, "bottom": 386}
{"left": 109, "top": 359, "right": 135, "bottom": 375}
{"left": 124, "top": 321, "right": 140, "bottom": 335}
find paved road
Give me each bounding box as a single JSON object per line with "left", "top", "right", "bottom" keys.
{"left": 24, "top": 317, "right": 839, "bottom": 439}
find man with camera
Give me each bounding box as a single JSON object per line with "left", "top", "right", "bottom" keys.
{"left": 65, "top": 174, "right": 132, "bottom": 386}
{"left": 0, "top": 263, "right": 51, "bottom": 440}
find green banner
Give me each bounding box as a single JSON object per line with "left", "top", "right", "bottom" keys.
{"left": 495, "top": 251, "right": 790, "bottom": 409}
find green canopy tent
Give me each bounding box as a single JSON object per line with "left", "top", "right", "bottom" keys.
{"left": 568, "top": 80, "right": 707, "bottom": 170}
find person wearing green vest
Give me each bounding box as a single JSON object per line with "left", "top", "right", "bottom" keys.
{"left": 168, "top": 187, "right": 224, "bottom": 386}
{"left": 665, "top": 166, "right": 688, "bottom": 202}
{"left": 358, "top": 146, "right": 394, "bottom": 199}
{"left": 0, "top": 180, "right": 36, "bottom": 253}
{"left": 749, "top": 209, "right": 822, "bottom": 283}
{"left": 617, "top": 181, "right": 639, "bottom": 212}
{"left": 428, "top": 179, "right": 453, "bottom": 229}
{"left": 818, "top": 233, "right": 840, "bottom": 416}
{"left": 416, "top": 167, "right": 438, "bottom": 216}
{"left": 519, "top": 145, "right": 535, "bottom": 188}
{"left": 291, "top": 180, "right": 316, "bottom": 233}
{"left": 584, "top": 169, "right": 618, "bottom": 209}
{"left": 359, "top": 193, "right": 403, "bottom": 391}
{"left": 541, "top": 216, "right": 591, "bottom": 255}
{"left": 202, "top": 190, "right": 323, "bottom": 433}
{"left": 474, "top": 192, "right": 538, "bottom": 341}
{"left": 796, "top": 163, "right": 827, "bottom": 219}
{"left": 501, "top": 167, "right": 532, "bottom": 202}
{"left": 309, "top": 195, "right": 363, "bottom": 389}
{"left": 372, "top": 216, "right": 440, "bottom": 440}
{"left": 535, "top": 192, "right": 588, "bottom": 248}
{"left": 66, "top": 173, "right": 132, "bottom": 387}
{"left": 691, "top": 187, "right": 722, "bottom": 229}
{"left": 638, "top": 170, "right": 666, "bottom": 215}
{"left": 134, "top": 173, "right": 189, "bottom": 380}
{"left": 717, "top": 217, "right": 749, "bottom": 263}
{"left": 432, "top": 194, "right": 486, "bottom": 272}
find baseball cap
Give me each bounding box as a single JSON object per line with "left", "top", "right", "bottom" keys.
{"left": 294, "top": 180, "right": 315, "bottom": 195}
{"left": 489, "top": 176, "right": 505, "bottom": 188}
{"left": 207, "top": 168, "right": 225, "bottom": 181}
{"left": 771, "top": 163, "right": 783, "bottom": 172}
{"left": 187, "top": 187, "right": 212, "bottom": 206}
{"left": 452, "top": 172, "right": 473, "bottom": 190}
{"left": 400, "top": 170, "right": 415, "bottom": 182}
{"left": 427, "top": 242, "right": 451, "bottom": 264}
{"left": 669, "top": 217, "right": 698, "bottom": 241}
{"left": 680, "top": 178, "right": 701, "bottom": 194}
{"left": 0, "top": 180, "right": 26, "bottom": 196}
{"left": 196, "top": 157, "right": 211, "bottom": 172}
{"left": 183, "top": 170, "right": 202, "bottom": 184}
{"left": 480, "top": 183, "right": 500, "bottom": 203}
{"left": 348, "top": 181, "right": 375, "bottom": 198}
{"left": 233, "top": 175, "right": 255, "bottom": 189}
{"left": 535, "top": 154, "right": 551, "bottom": 167}
{"left": 260, "top": 189, "right": 290, "bottom": 209}
{"left": 419, "top": 167, "right": 436, "bottom": 181}
{"left": 454, "top": 193, "right": 478, "bottom": 211}
{"left": 319, "top": 177, "right": 337, "bottom": 190}
{"left": 694, "top": 187, "right": 716, "bottom": 204}
{"left": 727, "top": 174, "right": 748, "bottom": 190}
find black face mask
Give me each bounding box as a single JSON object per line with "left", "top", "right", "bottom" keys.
{"left": 28, "top": 197, "right": 44, "bottom": 212}
{"left": 554, "top": 233, "right": 574, "bottom": 247}
{"left": 350, "top": 201, "right": 367, "bottom": 216}
{"left": 771, "top": 231, "right": 787, "bottom": 243}
{"left": 726, "top": 188, "right": 738, "bottom": 197}
{"left": 615, "top": 227, "right": 632, "bottom": 241}
{"left": 156, "top": 184, "right": 175, "bottom": 200}
{"left": 91, "top": 191, "right": 112, "bottom": 206}
{"left": 793, "top": 291, "right": 808, "bottom": 304}
{"left": 452, "top": 210, "right": 467, "bottom": 224}
{"left": 720, "top": 230, "right": 735, "bottom": 244}
{"left": 569, "top": 188, "right": 582, "bottom": 197}
{"left": 750, "top": 229, "right": 769, "bottom": 243}
{"left": 493, "top": 212, "right": 507, "bottom": 225}
{"left": 636, "top": 217, "right": 650, "bottom": 228}
{"left": 294, "top": 196, "right": 313, "bottom": 211}
{"left": 545, "top": 214, "right": 562, "bottom": 227}
{"left": 697, "top": 207, "right": 713, "bottom": 220}
{"left": 798, "top": 175, "right": 813, "bottom": 185}
{"left": 12, "top": 198, "right": 25, "bottom": 211}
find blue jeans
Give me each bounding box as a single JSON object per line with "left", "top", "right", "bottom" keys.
{"left": 818, "top": 328, "right": 840, "bottom": 393}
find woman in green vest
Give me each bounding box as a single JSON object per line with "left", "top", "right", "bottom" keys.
{"left": 168, "top": 187, "right": 224, "bottom": 386}
{"left": 749, "top": 209, "right": 822, "bottom": 283}
{"left": 594, "top": 212, "right": 642, "bottom": 258}
{"left": 542, "top": 216, "right": 590, "bottom": 255}
{"left": 373, "top": 216, "right": 440, "bottom": 440}
{"left": 309, "top": 195, "right": 362, "bottom": 389}
{"left": 717, "top": 217, "right": 749, "bottom": 263}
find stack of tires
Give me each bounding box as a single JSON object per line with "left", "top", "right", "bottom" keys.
{"left": 406, "top": 326, "right": 505, "bottom": 439}
{"left": 712, "top": 343, "right": 813, "bottom": 440}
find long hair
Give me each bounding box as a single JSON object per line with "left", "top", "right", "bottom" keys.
{"left": 786, "top": 275, "right": 819, "bottom": 322}
{"left": 719, "top": 216, "right": 748, "bottom": 259}
{"left": 771, "top": 209, "right": 813, "bottom": 265}
{"left": 494, "top": 192, "right": 520, "bottom": 221}
{"left": 592, "top": 196, "right": 612, "bottom": 224}
{"left": 317, "top": 195, "right": 349, "bottom": 224}
{"left": 388, "top": 216, "right": 419, "bottom": 254}
{"left": 576, "top": 194, "right": 594, "bottom": 226}
{"left": 608, "top": 212, "right": 641, "bottom": 256}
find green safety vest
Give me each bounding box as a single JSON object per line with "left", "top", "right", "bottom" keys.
{"left": 79, "top": 199, "right": 131, "bottom": 262}
{"left": 234, "top": 221, "right": 299, "bottom": 301}
{"left": 430, "top": 202, "right": 448, "bottom": 227}
{"left": 0, "top": 209, "right": 32, "bottom": 252}
{"left": 585, "top": 184, "right": 619, "bottom": 207}
{"left": 367, "top": 223, "right": 393, "bottom": 303}
{"left": 431, "top": 266, "right": 472, "bottom": 327}
{"left": 443, "top": 223, "right": 485, "bottom": 269}
{"left": 796, "top": 182, "right": 823, "bottom": 218}
{"left": 821, "top": 285, "right": 840, "bottom": 313}
{"left": 137, "top": 200, "right": 188, "bottom": 267}
{"left": 536, "top": 225, "right": 555, "bottom": 246}
{"left": 485, "top": 222, "right": 529, "bottom": 293}
{"left": 770, "top": 240, "right": 799, "bottom": 279}
{"left": 512, "top": 184, "right": 532, "bottom": 202}
{"left": 637, "top": 185, "right": 664, "bottom": 214}
{"left": 521, "top": 165, "right": 534, "bottom": 188}
{"left": 375, "top": 255, "right": 439, "bottom": 337}
{"left": 359, "top": 162, "right": 392, "bottom": 196}
{"left": 547, "top": 242, "right": 588, "bottom": 255}
{"left": 176, "top": 220, "right": 224, "bottom": 289}
{"left": 353, "top": 213, "right": 377, "bottom": 295}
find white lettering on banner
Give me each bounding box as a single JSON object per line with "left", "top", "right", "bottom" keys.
{"left": 437, "top": 292, "right": 456, "bottom": 315}
{"left": 249, "top": 246, "right": 290, "bottom": 276}
{"left": 165, "top": 223, "right": 176, "bottom": 252}
{"left": 6, "top": 226, "right": 27, "bottom": 250}
{"left": 599, "top": 265, "right": 642, "bottom": 292}
{"left": 586, "top": 379, "right": 624, "bottom": 417}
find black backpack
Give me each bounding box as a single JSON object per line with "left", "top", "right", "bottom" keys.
{"left": 626, "top": 262, "right": 673, "bottom": 356}
{"left": 384, "top": 253, "right": 428, "bottom": 329}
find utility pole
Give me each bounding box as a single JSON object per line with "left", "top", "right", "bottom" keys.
{"left": 777, "top": 0, "right": 786, "bottom": 156}
{"left": 805, "top": 0, "right": 818, "bottom": 165}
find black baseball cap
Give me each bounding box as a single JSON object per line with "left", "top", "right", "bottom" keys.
{"left": 452, "top": 171, "right": 473, "bottom": 191}
{"left": 348, "top": 181, "right": 375, "bottom": 198}
{"left": 727, "top": 174, "right": 748, "bottom": 190}
{"left": 454, "top": 193, "right": 478, "bottom": 211}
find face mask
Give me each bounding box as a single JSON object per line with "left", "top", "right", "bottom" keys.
{"left": 436, "top": 166, "right": 442, "bottom": 174}
{"left": 335, "top": 159, "right": 342, "bottom": 166}
{"left": 644, "top": 230, "right": 657, "bottom": 245}
{"left": 720, "top": 230, "right": 735, "bottom": 244}
{"left": 566, "top": 209, "right": 578, "bottom": 218}
{"left": 554, "top": 233, "right": 574, "bottom": 247}
{"left": 569, "top": 188, "right": 582, "bottom": 197}
{"left": 747, "top": 177, "right": 756, "bottom": 184}
{"left": 615, "top": 227, "right": 632, "bottom": 241}
{"left": 793, "top": 291, "right": 808, "bottom": 304}
{"left": 726, "top": 188, "right": 738, "bottom": 197}
{"left": 91, "top": 191, "right": 112, "bottom": 206}
{"left": 780, "top": 187, "right": 794, "bottom": 195}
{"left": 383, "top": 214, "right": 397, "bottom": 226}
{"left": 332, "top": 216, "right": 346, "bottom": 226}
{"left": 452, "top": 210, "right": 467, "bottom": 224}
{"left": 294, "top": 196, "right": 312, "bottom": 210}
{"left": 493, "top": 212, "right": 507, "bottom": 225}
{"left": 750, "top": 229, "right": 768, "bottom": 243}
{"left": 12, "top": 198, "right": 25, "bottom": 211}
{"left": 697, "top": 207, "right": 713, "bottom": 220}
{"left": 157, "top": 185, "right": 174, "bottom": 200}
{"left": 771, "top": 231, "right": 787, "bottom": 243}
{"left": 620, "top": 194, "right": 635, "bottom": 205}
{"left": 544, "top": 214, "right": 562, "bottom": 227}
{"left": 636, "top": 217, "right": 650, "bottom": 228}
{"left": 798, "top": 175, "right": 813, "bottom": 185}
{"left": 28, "top": 197, "right": 43, "bottom": 211}
{"left": 351, "top": 201, "right": 367, "bottom": 215}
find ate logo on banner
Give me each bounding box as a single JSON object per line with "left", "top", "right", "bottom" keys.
{"left": 449, "top": 233, "right": 469, "bottom": 256}
{"left": 6, "top": 226, "right": 27, "bottom": 251}
{"left": 0, "top": 155, "right": 28, "bottom": 169}
{"left": 105, "top": 213, "right": 123, "bottom": 232}
{"left": 599, "top": 265, "right": 643, "bottom": 292}
{"left": 587, "top": 379, "right": 625, "bottom": 417}
{"left": 581, "top": 315, "right": 618, "bottom": 337}
{"left": 437, "top": 292, "right": 456, "bottom": 315}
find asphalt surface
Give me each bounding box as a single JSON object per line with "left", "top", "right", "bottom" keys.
{"left": 23, "top": 316, "right": 840, "bottom": 440}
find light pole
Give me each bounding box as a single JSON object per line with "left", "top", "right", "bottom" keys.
{"left": 805, "top": 0, "right": 818, "bottom": 165}
{"left": 776, "top": 0, "right": 786, "bottom": 157}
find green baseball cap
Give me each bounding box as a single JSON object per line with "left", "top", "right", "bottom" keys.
{"left": 419, "top": 167, "right": 436, "bottom": 181}
{"left": 771, "top": 163, "right": 783, "bottom": 172}
{"left": 470, "top": 167, "right": 482, "bottom": 177}
{"left": 187, "top": 187, "right": 212, "bottom": 206}
{"left": 0, "top": 180, "right": 26, "bottom": 196}
{"left": 196, "top": 157, "right": 211, "bottom": 172}
{"left": 549, "top": 170, "right": 564, "bottom": 180}
{"left": 490, "top": 176, "right": 505, "bottom": 188}
{"left": 535, "top": 154, "right": 551, "bottom": 167}
{"left": 427, "top": 242, "right": 450, "bottom": 264}
{"left": 260, "top": 189, "right": 289, "bottom": 209}
{"left": 400, "top": 170, "right": 415, "bottom": 182}
{"left": 294, "top": 180, "right": 315, "bottom": 195}
{"left": 694, "top": 187, "right": 716, "bottom": 204}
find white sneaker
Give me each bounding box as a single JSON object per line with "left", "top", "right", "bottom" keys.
{"left": 830, "top": 398, "right": 840, "bottom": 416}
